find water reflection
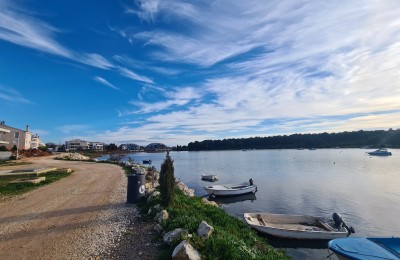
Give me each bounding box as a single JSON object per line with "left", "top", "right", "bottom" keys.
{"left": 265, "top": 236, "right": 330, "bottom": 249}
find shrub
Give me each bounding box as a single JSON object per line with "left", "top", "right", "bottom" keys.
{"left": 159, "top": 151, "right": 175, "bottom": 207}
{"left": 0, "top": 146, "right": 8, "bottom": 151}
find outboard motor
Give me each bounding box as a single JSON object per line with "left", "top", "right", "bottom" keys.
{"left": 332, "top": 212, "right": 343, "bottom": 228}
{"left": 332, "top": 212, "right": 355, "bottom": 236}
{"left": 249, "top": 178, "right": 254, "bottom": 186}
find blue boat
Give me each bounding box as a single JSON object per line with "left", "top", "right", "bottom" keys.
{"left": 329, "top": 237, "right": 400, "bottom": 260}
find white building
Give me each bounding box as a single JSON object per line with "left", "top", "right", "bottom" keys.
{"left": 65, "top": 139, "right": 103, "bottom": 151}
{"left": 0, "top": 122, "right": 42, "bottom": 150}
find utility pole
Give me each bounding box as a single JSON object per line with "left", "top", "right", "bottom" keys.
{"left": 14, "top": 132, "right": 20, "bottom": 159}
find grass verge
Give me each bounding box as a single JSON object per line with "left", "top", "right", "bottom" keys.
{"left": 0, "top": 169, "right": 73, "bottom": 197}
{"left": 139, "top": 189, "right": 289, "bottom": 260}
{"left": 0, "top": 160, "right": 32, "bottom": 167}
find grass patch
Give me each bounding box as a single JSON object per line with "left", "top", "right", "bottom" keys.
{"left": 139, "top": 189, "right": 289, "bottom": 260}
{"left": 0, "top": 169, "right": 73, "bottom": 197}
{"left": 0, "top": 160, "right": 32, "bottom": 167}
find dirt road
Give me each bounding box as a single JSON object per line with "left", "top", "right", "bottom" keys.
{"left": 0, "top": 156, "right": 156, "bottom": 259}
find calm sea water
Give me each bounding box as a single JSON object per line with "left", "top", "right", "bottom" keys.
{"left": 100, "top": 149, "right": 400, "bottom": 259}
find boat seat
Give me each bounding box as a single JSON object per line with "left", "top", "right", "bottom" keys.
{"left": 257, "top": 216, "right": 267, "bottom": 226}
{"left": 317, "top": 220, "right": 335, "bottom": 231}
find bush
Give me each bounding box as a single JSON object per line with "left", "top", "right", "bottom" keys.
{"left": 0, "top": 146, "right": 8, "bottom": 151}
{"left": 159, "top": 151, "right": 175, "bottom": 207}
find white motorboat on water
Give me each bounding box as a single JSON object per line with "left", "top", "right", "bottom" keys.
{"left": 204, "top": 179, "right": 257, "bottom": 196}
{"left": 201, "top": 174, "right": 219, "bottom": 181}
{"left": 366, "top": 148, "right": 392, "bottom": 156}
{"left": 244, "top": 212, "right": 354, "bottom": 240}
{"left": 329, "top": 237, "right": 400, "bottom": 260}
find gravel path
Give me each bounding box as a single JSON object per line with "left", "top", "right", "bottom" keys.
{"left": 0, "top": 156, "right": 159, "bottom": 259}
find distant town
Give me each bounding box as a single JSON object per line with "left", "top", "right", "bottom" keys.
{"left": 1, "top": 121, "right": 399, "bottom": 160}
{"left": 0, "top": 122, "right": 173, "bottom": 160}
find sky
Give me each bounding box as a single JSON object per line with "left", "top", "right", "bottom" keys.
{"left": 1, "top": 0, "right": 400, "bottom": 146}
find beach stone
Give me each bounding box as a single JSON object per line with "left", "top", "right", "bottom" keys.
{"left": 197, "top": 221, "right": 214, "bottom": 239}
{"left": 148, "top": 204, "right": 162, "bottom": 215}
{"left": 163, "top": 228, "right": 188, "bottom": 245}
{"left": 201, "top": 197, "right": 218, "bottom": 207}
{"left": 154, "top": 224, "right": 164, "bottom": 233}
{"left": 176, "top": 181, "right": 195, "bottom": 197}
{"left": 147, "top": 191, "right": 160, "bottom": 202}
{"left": 172, "top": 240, "right": 201, "bottom": 260}
{"left": 154, "top": 210, "right": 169, "bottom": 223}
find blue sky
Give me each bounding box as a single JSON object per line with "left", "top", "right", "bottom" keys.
{"left": 1, "top": 0, "right": 400, "bottom": 146}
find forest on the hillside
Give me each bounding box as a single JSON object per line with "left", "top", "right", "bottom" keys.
{"left": 187, "top": 129, "right": 400, "bottom": 151}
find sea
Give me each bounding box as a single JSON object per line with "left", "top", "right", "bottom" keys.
{"left": 98, "top": 148, "right": 400, "bottom": 259}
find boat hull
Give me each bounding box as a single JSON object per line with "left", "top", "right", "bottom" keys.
{"left": 201, "top": 175, "right": 218, "bottom": 181}
{"left": 244, "top": 213, "right": 349, "bottom": 240}
{"left": 329, "top": 237, "right": 400, "bottom": 260}
{"left": 204, "top": 184, "right": 256, "bottom": 196}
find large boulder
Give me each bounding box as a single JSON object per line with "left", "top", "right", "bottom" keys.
{"left": 197, "top": 221, "right": 214, "bottom": 239}
{"left": 163, "top": 228, "right": 188, "bottom": 245}
{"left": 154, "top": 209, "right": 169, "bottom": 223}
{"left": 172, "top": 240, "right": 201, "bottom": 260}
{"left": 176, "top": 181, "right": 195, "bottom": 197}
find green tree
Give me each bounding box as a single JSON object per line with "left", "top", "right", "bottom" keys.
{"left": 159, "top": 151, "right": 175, "bottom": 207}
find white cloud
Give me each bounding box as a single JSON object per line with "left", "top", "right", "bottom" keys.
{"left": 118, "top": 66, "right": 153, "bottom": 84}
{"left": 56, "top": 124, "right": 89, "bottom": 135}
{"left": 0, "top": 85, "right": 32, "bottom": 104}
{"left": 93, "top": 76, "right": 119, "bottom": 90}
{"left": 0, "top": 1, "right": 114, "bottom": 70}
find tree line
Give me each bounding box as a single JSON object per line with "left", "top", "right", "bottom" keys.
{"left": 187, "top": 129, "right": 400, "bottom": 151}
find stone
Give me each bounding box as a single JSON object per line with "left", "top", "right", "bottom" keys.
{"left": 163, "top": 228, "right": 188, "bottom": 245}
{"left": 154, "top": 209, "right": 169, "bottom": 223}
{"left": 147, "top": 191, "right": 160, "bottom": 202}
{"left": 197, "top": 221, "right": 214, "bottom": 239}
{"left": 201, "top": 197, "right": 218, "bottom": 207}
{"left": 172, "top": 240, "right": 201, "bottom": 260}
{"left": 154, "top": 224, "right": 163, "bottom": 233}
{"left": 176, "top": 181, "right": 195, "bottom": 197}
{"left": 148, "top": 204, "right": 162, "bottom": 215}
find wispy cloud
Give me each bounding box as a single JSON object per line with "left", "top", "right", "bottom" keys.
{"left": 93, "top": 76, "right": 119, "bottom": 90}
{"left": 56, "top": 124, "right": 89, "bottom": 135}
{"left": 0, "top": 1, "right": 114, "bottom": 70}
{"left": 118, "top": 66, "right": 153, "bottom": 84}
{"left": 0, "top": 85, "right": 32, "bottom": 104}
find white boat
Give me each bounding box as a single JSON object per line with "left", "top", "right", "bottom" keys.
{"left": 201, "top": 174, "right": 219, "bottom": 181}
{"left": 366, "top": 148, "right": 392, "bottom": 156}
{"left": 244, "top": 212, "right": 354, "bottom": 240}
{"left": 204, "top": 179, "right": 257, "bottom": 196}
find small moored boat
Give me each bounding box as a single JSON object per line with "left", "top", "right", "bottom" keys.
{"left": 201, "top": 174, "right": 219, "bottom": 181}
{"left": 244, "top": 212, "right": 354, "bottom": 240}
{"left": 329, "top": 237, "right": 400, "bottom": 260}
{"left": 204, "top": 179, "right": 256, "bottom": 196}
{"left": 142, "top": 160, "right": 152, "bottom": 164}
{"left": 366, "top": 148, "right": 392, "bottom": 156}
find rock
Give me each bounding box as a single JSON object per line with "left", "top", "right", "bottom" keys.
{"left": 197, "top": 221, "right": 214, "bottom": 239}
{"left": 172, "top": 240, "right": 201, "bottom": 260}
{"left": 154, "top": 224, "right": 163, "bottom": 233}
{"left": 154, "top": 210, "right": 169, "bottom": 223}
{"left": 163, "top": 228, "right": 188, "bottom": 245}
{"left": 201, "top": 197, "right": 218, "bottom": 207}
{"left": 176, "top": 181, "right": 195, "bottom": 197}
{"left": 147, "top": 191, "right": 160, "bottom": 202}
{"left": 148, "top": 204, "right": 162, "bottom": 215}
